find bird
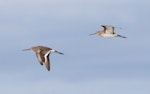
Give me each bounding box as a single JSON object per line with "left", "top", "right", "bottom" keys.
{"left": 89, "top": 25, "right": 126, "bottom": 38}
{"left": 23, "top": 46, "right": 64, "bottom": 71}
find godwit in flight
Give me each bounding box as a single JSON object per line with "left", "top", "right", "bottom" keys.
{"left": 23, "top": 46, "right": 64, "bottom": 71}
{"left": 89, "top": 25, "right": 126, "bottom": 38}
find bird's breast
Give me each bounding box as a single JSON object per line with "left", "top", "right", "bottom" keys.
{"left": 101, "top": 33, "right": 117, "bottom": 38}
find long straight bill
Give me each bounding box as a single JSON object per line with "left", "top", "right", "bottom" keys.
{"left": 89, "top": 32, "right": 97, "bottom": 36}
{"left": 22, "top": 49, "right": 30, "bottom": 51}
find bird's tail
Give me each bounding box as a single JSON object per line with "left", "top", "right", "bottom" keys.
{"left": 117, "top": 34, "right": 127, "bottom": 38}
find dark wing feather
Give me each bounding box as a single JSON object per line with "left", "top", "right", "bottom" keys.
{"left": 36, "top": 52, "right": 45, "bottom": 65}
{"left": 103, "top": 25, "right": 114, "bottom": 34}
{"left": 102, "top": 25, "right": 107, "bottom": 32}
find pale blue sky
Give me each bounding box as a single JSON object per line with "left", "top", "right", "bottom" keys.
{"left": 0, "top": 0, "right": 150, "bottom": 94}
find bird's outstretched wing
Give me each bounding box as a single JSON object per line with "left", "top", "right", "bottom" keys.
{"left": 36, "top": 52, "right": 45, "bottom": 65}
{"left": 44, "top": 50, "right": 51, "bottom": 71}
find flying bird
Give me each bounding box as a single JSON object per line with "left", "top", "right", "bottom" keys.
{"left": 23, "top": 46, "right": 64, "bottom": 71}
{"left": 89, "top": 25, "right": 126, "bottom": 38}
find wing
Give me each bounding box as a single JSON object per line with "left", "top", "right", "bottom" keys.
{"left": 103, "top": 25, "right": 114, "bottom": 34}
{"left": 45, "top": 54, "right": 50, "bottom": 71}
{"left": 36, "top": 52, "right": 45, "bottom": 65}
{"left": 44, "top": 50, "right": 51, "bottom": 71}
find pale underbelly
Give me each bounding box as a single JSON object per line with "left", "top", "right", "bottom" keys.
{"left": 101, "top": 34, "right": 117, "bottom": 38}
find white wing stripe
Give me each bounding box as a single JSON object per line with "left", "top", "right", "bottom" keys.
{"left": 44, "top": 50, "right": 51, "bottom": 63}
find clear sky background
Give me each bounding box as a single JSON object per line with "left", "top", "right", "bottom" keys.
{"left": 0, "top": 0, "right": 150, "bottom": 94}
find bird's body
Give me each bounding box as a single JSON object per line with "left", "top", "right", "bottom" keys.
{"left": 23, "top": 46, "right": 63, "bottom": 71}
{"left": 97, "top": 32, "right": 118, "bottom": 38}
{"left": 90, "top": 25, "right": 126, "bottom": 38}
